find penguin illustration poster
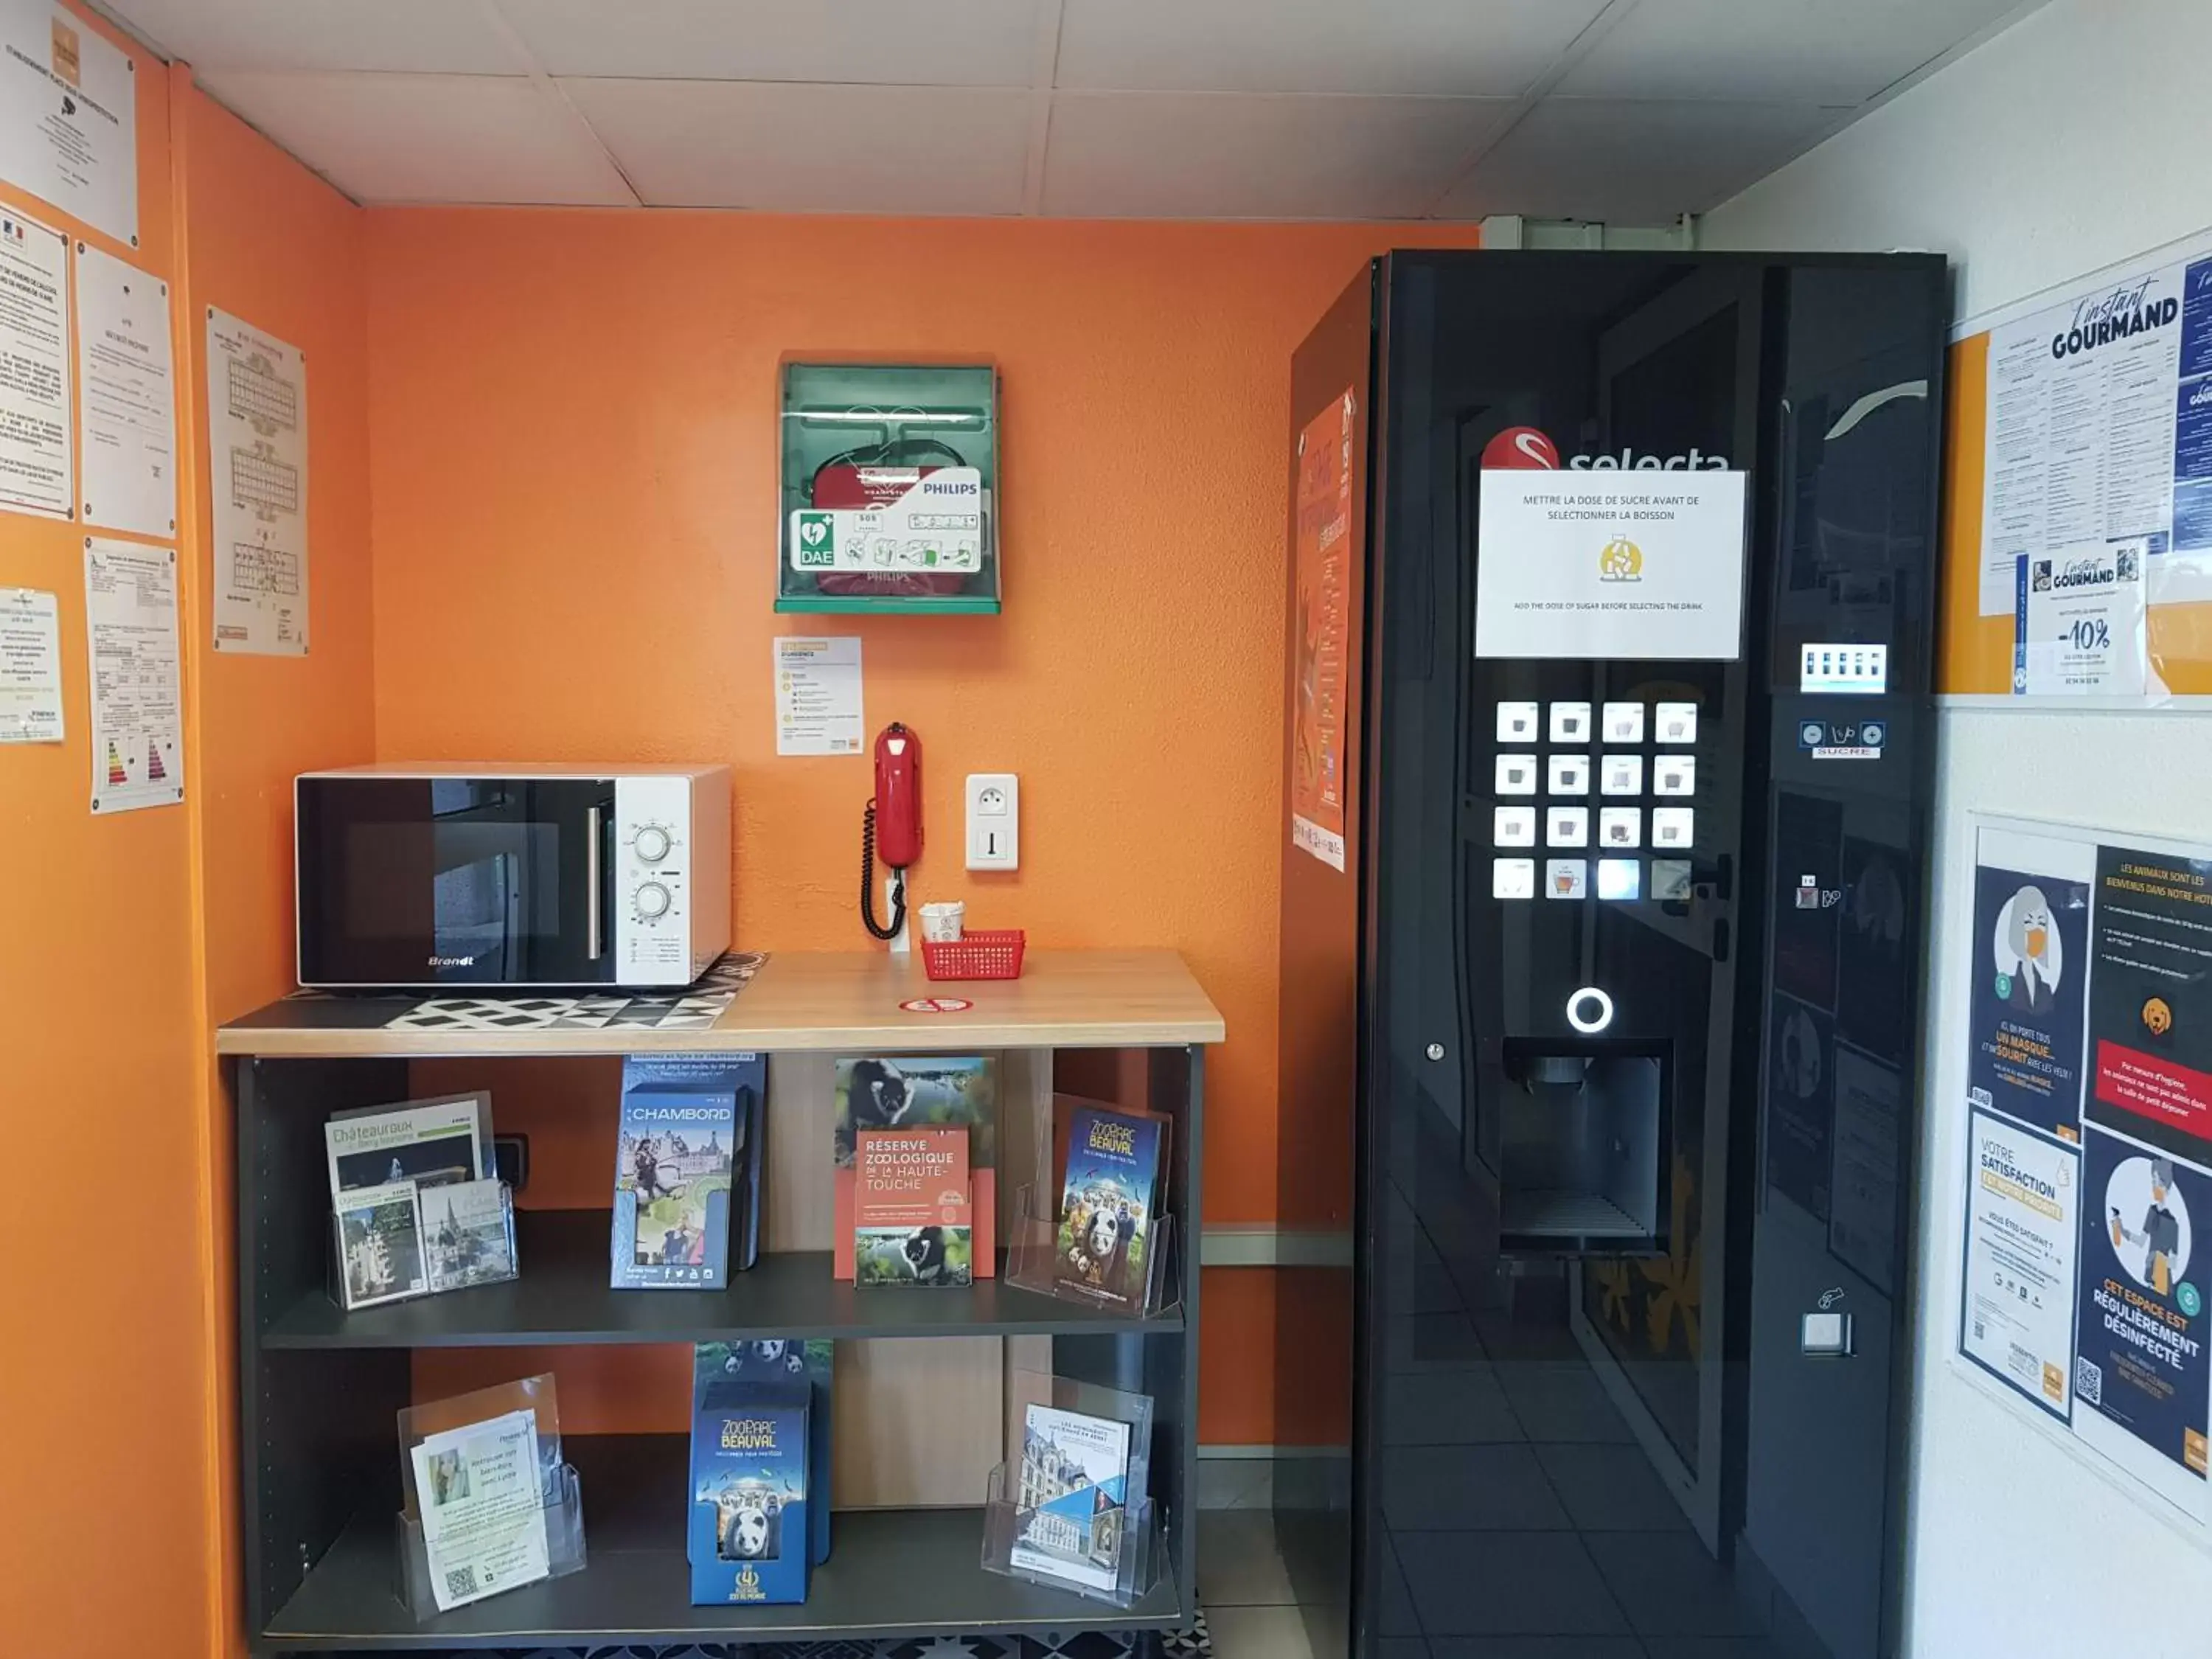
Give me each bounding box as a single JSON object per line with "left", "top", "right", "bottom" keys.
{"left": 1967, "top": 840, "right": 2091, "bottom": 1143}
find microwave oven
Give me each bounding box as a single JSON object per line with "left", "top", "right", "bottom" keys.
{"left": 295, "top": 764, "right": 732, "bottom": 990}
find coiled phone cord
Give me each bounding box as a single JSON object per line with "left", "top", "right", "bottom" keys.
{"left": 860, "top": 799, "right": 907, "bottom": 942}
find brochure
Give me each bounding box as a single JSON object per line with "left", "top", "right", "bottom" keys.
{"left": 408, "top": 1408, "right": 552, "bottom": 1612}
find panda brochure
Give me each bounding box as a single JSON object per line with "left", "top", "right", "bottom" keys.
{"left": 1054, "top": 1105, "right": 1168, "bottom": 1312}
{"left": 832, "top": 1055, "right": 997, "bottom": 1280}
{"left": 689, "top": 1380, "right": 810, "bottom": 1605}
{"left": 854, "top": 1127, "right": 973, "bottom": 1286}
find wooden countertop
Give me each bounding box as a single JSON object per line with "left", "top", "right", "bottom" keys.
{"left": 215, "top": 948, "right": 1224, "bottom": 1057}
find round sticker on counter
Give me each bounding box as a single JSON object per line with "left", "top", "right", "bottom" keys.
{"left": 900, "top": 996, "right": 973, "bottom": 1014}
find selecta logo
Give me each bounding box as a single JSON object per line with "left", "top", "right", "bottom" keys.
{"left": 1480, "top": 425, "right": 1729, "bottom": 471}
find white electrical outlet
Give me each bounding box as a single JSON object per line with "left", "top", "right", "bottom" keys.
{"left": 965, "top": 773, "right": 1019, "bottom": 871}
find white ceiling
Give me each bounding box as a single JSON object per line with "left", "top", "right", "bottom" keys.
{"left": 97, "top": 0, "right": 2043, "bottom": 222}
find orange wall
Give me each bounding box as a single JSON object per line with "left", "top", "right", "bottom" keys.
{"left": 0, "top": 18, "right": 206, "bottom": 1657}
{"left": 364, "top": 210, "right": 1476, "bottom": 1444}
{"left": 170, "top": 71, "right": 376, "bottom": 1659}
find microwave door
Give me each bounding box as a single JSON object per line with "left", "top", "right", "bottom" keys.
{"left": 298, "top": 776, "right": 616, "bottom": 988}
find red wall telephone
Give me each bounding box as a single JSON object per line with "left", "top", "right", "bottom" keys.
{"left": 861, "top": 722, "right": 922, "bottom": 941}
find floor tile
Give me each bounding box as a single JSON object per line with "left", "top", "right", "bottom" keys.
{"left": 1495, "top": 1362, "right": 1637, "bottom": 1444}
{"left": 1197, "top": 1510, "right": 1298, "bottom": 1607}
{"left": 1582, "top": 1533, "right": 1773, "bottom": 1638}
{"left": 1470, "top": 1313, "right": 1587, "bottom": 1362}
{"left": 1380, "top": 1528, "right": 1422, "bottom": 1637}
{"left": 1391, "top": 1529, "right": 1629, "bottom": 1637}
{"left": 1380, "top": 1444, "right": 1571, "bottom": 1531}
{"left": 1429, "top": 1638, "right": 1647, "bottom": 1658}
{"left": 1384, "top": 1312, "right": 1490, "bottom": 1371}
{"left": 1203, "top": 1604, "right": 1321, "bottom": 1659}
{"left": 1377, "top": 1641, "right": 1433, "bottom": 1659}
{"left": 1641, "top": 1639, "right": 1789, "bottom": 1658}
{"left": 1532, "top": 1442, "right": 1691, "bottom": 1531}
{"left": 1384, "top": 1367, "right": 1523, "bottom": 1444}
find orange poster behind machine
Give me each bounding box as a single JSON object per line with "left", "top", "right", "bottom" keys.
{"left": 1291, "top": 389, "right": 1354, "bottom": 871}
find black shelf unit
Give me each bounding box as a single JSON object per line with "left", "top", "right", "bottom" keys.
{"left": 232, "top": 1043, "right": 1206, "bottom": 1655}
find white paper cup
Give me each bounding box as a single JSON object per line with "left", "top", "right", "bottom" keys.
{"left": 919, "top": 901, "right": 965, "bottom": 942}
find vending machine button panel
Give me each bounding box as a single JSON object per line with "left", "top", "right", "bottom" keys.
{"left": 1548, "top": 701, "right": 1592, "bottom": 743}
{"left": 1497, "top": 754, "right": 1539, "bottom": 796}
{"left": 1601, "top": 754, "right": 1644, "bottom": 796}
{"left": 1596, "top": 858, "right": 1641, "bottom": 901}
{"left": 1651, "top": 858, "right": 1694, "bottom": 901}
{"left": 1652, "top": 807, "right": 1694, "bottom": 848}
{"left": 1655, "top": 757, "right": 1697, "bottom": 796}
{"left": 1545, "top": 858, "right": 1587, "bottom": 900}
{"left": 1548, "top": 754, "right": 1590, "bottom": 795}
{"left": 1602, "top": 701, "right": 1645, "bottom": 743}
{"left": 1492, "top": 857, "right": 1537, "bottom": 900}
{"left": 1599, "top": 807, "right": 1641, "bottom": 849}
{"left": 1497, "top": 700, "right": 1540, "bottom": 742}
{"left": 1546, "top": 806, "right": 1590, "bottom": 848}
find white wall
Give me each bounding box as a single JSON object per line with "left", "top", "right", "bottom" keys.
{"left": 1703, "top": 1, "right": 2212, "bottom": 1653}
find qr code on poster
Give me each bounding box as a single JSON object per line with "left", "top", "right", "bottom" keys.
{"left": 2075, "top": 1357, "right": 2103, "bottom": 1406}
{"left": 443, "top": 1565, "right": 479, "bottom": 1601}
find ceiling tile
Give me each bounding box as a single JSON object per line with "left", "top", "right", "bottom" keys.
{"left": 1056, "top": 0, "right": 1612, "bottom": 96}
{"left": 100, "top": 0, "right": 526, "bottom": 73}
{"left": 1436, "top": 99, "right": 1843, "bottom": 223}
{"left": 560, "top": 79, "right": 1034, "bottom": 213}
{"left": 192, "top": 72, "right": 636, "bottom": 205}
{"left": 503, "top": 0, "right": 1044, "bottom": 84}
{"left": 1556, "top": 0, "right": 2037, "bottom": 104}
{"left": 1043, "top": 92, "right": 1512, "bottom": 220}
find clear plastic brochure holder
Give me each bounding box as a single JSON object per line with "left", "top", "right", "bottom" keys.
{"left": 395, "top": 1373, "right": 585, "bottom": 1621}
{"left": 1006, "top": 1093, "right": 1180, "bottom": 1320}
{"left": 981, "top": 1368, "right": 1159, "bottom": 1608}
{"left": 330, "top": 1178, "right": 520, "bottom": 1312}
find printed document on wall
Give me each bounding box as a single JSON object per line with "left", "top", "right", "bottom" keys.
{"left": 0, "top": 585, "right": 62, "bottom": 742}
{"left": 83, "top": 537, "right": 180, "bottom": 812}
{"left": 1475, "top": 470, "right": 1747, "bottom": 661}
{"left": 0, "top": 0, "right": 137, "bottom": 248}
{"left": 1959, "top": 1108, "right": 2079, "bottom": 1420}
{"left": 74, "top": 244, "right": 173, "bottom": 538}
{"left": 1978, "top": 229, "right": 2212, "bottom": 631}
{"left": 0, "top": 206, "right": 71, "bottom": 519}
{"left": 206, "top": 309, "right": 308, "bottom": 654}
{"left": 774, "top": 636, "right": 863, "bottom": 756}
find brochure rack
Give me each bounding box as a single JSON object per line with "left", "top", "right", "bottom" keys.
{"left": 1006, "top": 1183, "right": 1180, "bottom": 1320}
{"left": 980, "top": 1368, "right": 1161, "bottom": 1608}
{"left": 327, "top": 1180, "right": 519, "bottom": 1311}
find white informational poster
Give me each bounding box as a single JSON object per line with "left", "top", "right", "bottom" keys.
{"left": 773, "top": 636, "right": 863, "bottom": 756}
{"left": 1961, "top": 1107, "right": 2081, "bottom": 1420}
{"left": 206, "top": 308, "right": 308, "bottom": 654}
{"left": 0, "top": 205, "right": 71, "bottom": 518}
{"left": 1474, "top": 470, "right": 1747, "bottom": 661}
{"left": 82, "top": 537, "right": 179, "bottom": 812}
{"left": 74, "top": 243, "right": 173, "bottom": 538}
{"left": 2016, "top": 535, "right": 2151, "bottom": 697}
{"left": 1980, "top": 228, "right": 2212, "bottom": 650}
{"left": 0, "top": 0, "right": 136, "bottom": 249}
{"left": 408, "top": 1409, "right": 552, "bottom": 1611}
{"left": 0, "top": 585, "right": 62, "bottom": 741}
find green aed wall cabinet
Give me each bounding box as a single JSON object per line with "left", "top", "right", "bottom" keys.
{"left": 777, "top": 360, "right": 1001, "bottom": 614}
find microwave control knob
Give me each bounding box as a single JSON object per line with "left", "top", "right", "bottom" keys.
{"left": 634, "top": 881, "right": 672, "bottom": 920}
{"left": 633, "top": 824, "right": 673, "bottom": 863}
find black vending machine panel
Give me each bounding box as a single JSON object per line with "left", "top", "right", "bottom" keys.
{"left": 1276, "top": 251, "right": 1946, "bottom": 1659}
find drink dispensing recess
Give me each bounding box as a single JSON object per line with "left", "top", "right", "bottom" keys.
{"left": 1276, "top": 251, "right": 1946, "bottom": 1658}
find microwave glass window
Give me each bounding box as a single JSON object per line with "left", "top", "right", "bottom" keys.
{"left": 342, "top": 822, "right": 560, "bottom": 944}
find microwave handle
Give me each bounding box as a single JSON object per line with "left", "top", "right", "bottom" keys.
{"left": 587, "top": 804, "right": 605, "bottom": 961}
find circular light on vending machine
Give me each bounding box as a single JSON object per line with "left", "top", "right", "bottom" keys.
{"left": 1565, "top": 986, "right": 1615, "bottom": 1034}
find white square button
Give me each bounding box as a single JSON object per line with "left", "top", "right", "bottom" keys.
{"left": 1651, "top": 858, "right": 1694, "bottom": 902}
{"left": 1549, "top": 701, "right": 1592, "bottom": 744}
{"left": 1545, "top": 858, "right": 1587, "bottom": 900}
{"left": 1497, "top": 754, "right": 1539, "bottom": 796}
{"left": 1494, "top": 806, "right": 1537, "bottom": 847}
{"left": 1548, "top": 754, "right": 1590, "bottom": 796}
{"left": 1601, "top": 754, "right": 1643, "bottom": 796}
{"left": 1493, "top": 857, "right": 1537, "bottom": 900}
{"left": 1655, "top": 701, "right": 1698, "bottom": 744}
{"left": 1597, "top": 858, "right": 1642, "bottom": 901}
{"left": 1599, "top": 807, "right": 1641, "bottom": 849}
{"left": 1497, "top": 700, "right": 1540, "bottom": 742}
{"left": 1655, "top": 757, "right": 1697, "bottom": 796}
{"left": 1652, "top": 807, "right": 1695, "bottom": 849}
{"left": 1547, "top": 805, "right": 1589, "bottom": 848}
{"left": 1602, "top": 701, "right": 1645, "bottom": 743}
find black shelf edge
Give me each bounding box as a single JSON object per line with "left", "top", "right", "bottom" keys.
{"left": 266, "top": 1208, "right": 1185, "bottom": 1348}
{"left": 259, "top": 1436, "right": 1184, "bottom": 1652}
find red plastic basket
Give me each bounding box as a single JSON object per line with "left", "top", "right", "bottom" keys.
{"left": 920, "top": 929, "right": 1026, "bottom": 981}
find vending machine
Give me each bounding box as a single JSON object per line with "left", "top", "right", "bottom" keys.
{"left": 1278, "top": 251, "right": 1947, "bottom": 1658}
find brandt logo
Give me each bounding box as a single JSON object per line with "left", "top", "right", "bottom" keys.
{"left": 427, "top": 954, "right": 477, "bottom": 968}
